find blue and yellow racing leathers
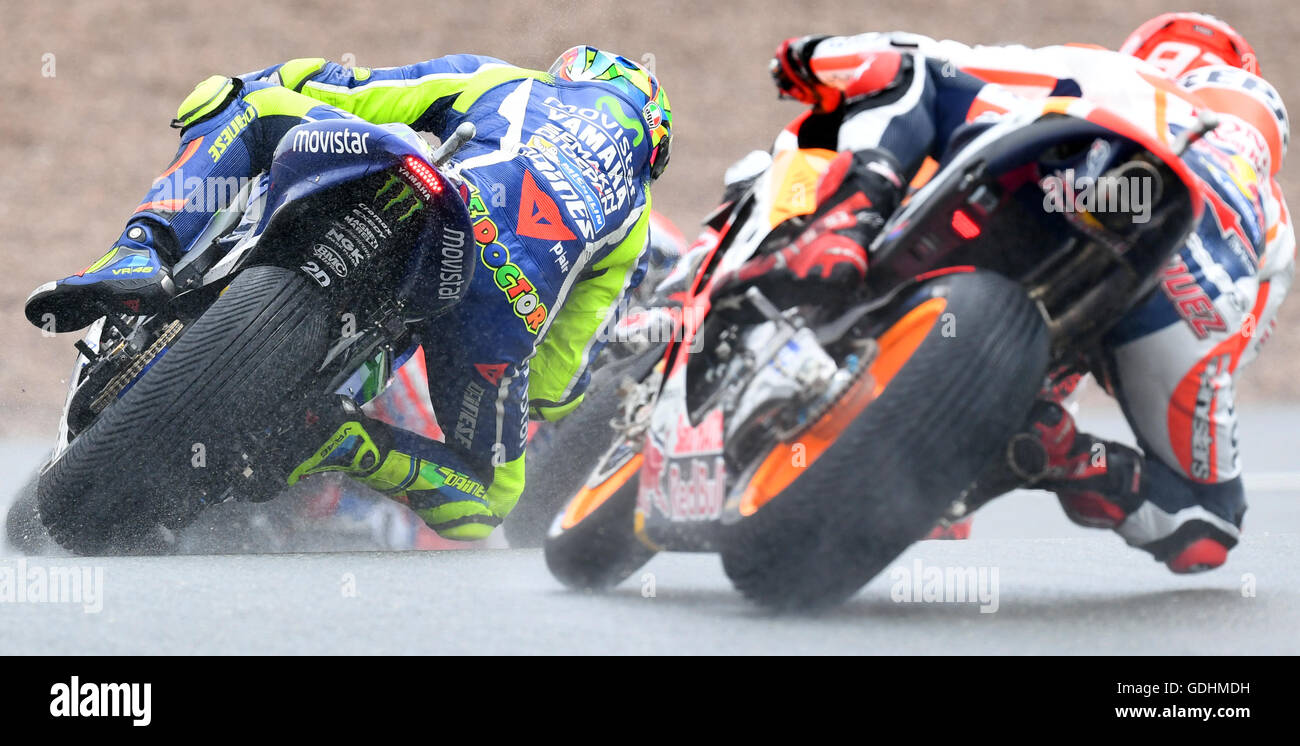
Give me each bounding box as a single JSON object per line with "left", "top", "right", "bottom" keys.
{"left": 129, "top": 55, "right": 656, "bottom": 539}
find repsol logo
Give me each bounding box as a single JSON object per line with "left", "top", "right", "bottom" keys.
{"left": 292, "top": 127, "right": 371, "bottom": 155}
{"left": 438, "top": 227, "right": 467, "bottom": 300}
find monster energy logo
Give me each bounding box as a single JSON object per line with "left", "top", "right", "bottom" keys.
{"left": 375, "top": 174, "right": 424, "bottom": 222}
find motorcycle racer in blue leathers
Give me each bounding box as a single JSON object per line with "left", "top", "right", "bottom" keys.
{"left": 24, "top": 46, "right": 673, "bottom": 541}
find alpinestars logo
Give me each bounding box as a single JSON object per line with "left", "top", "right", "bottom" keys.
{"left": 375, "top": 174, "right": 424, "bottom": 222}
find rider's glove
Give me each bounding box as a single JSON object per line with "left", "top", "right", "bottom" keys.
{"left": 710, "top": 149, "right": 903, "bottom": 313}
{"left": 770, "top": 35, "right": 843, "bottom": 113}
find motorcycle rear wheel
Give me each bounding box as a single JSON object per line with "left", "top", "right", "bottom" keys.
{"left": 38, "top": 265, "right": 332, "bottom": 555}
{"left": 720, "top": 270, "right": 1050, "bottom": 611}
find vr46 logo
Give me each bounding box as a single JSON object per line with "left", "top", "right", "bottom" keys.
{"left": 375, "top": 174, "right": 424, "bottom": 222}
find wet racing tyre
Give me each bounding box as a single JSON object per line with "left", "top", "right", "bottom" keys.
{"left": 544, "top": 460, "right": 657, "bottom": 591}
{"left": 38, "top": 265, "right": 333, "bottom": 555}
{"left": 719, "top": 270, "right": 1050, "bottom": 611}
{"left": 504, "top": 341, "right": 666, "bottom": 548}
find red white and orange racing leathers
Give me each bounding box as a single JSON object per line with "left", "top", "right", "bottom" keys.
{"left": 791, "top": 32, "right": 1293, "bottom": 553}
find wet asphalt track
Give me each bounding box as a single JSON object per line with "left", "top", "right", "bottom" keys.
{"left": 1, "top": 402, "right": 1297, "bottom": 655}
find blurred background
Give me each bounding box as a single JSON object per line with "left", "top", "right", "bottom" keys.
{"left": 1, "top": 0, "right": 1296, "bottom": 439}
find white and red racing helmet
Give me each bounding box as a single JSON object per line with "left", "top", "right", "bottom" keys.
{"left": 1120, "top": 12, "right": 1260, "bottom": 77}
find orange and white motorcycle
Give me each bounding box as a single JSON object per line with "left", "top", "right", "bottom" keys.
{"left": 544, "top": 99, "right": 1207, "bottom": 610}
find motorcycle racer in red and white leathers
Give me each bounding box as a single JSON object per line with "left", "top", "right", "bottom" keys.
{"left": 750, "top": 13, "right": 1291, "bottom": 573}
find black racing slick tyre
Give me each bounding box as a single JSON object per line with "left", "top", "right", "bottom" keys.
{"left": 720, "top": 270, "right": 1050, "bottom": 611}
{"left": 38, "top": 265, "right": 333, "bottom": 555}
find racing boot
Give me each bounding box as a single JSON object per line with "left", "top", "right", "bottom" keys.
{"left": 285, "top": 396, "right": 502, "bottom": 541}
{"left": 24, "top": 220, "right": 177, "bottom": 333}
{"left": 1006, "top": 400, "right": 1146, "bottom": 529}
{"left": 1006, "top": 400, "right": 1240, "bottom": 573}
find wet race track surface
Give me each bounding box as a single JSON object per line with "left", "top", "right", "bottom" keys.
{"left": 2, "top": 404, "right": 1297, "bottom": 655}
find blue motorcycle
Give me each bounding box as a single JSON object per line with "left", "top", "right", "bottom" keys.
{"left": 33, "top": 119, "right": 477, "bottom": 555}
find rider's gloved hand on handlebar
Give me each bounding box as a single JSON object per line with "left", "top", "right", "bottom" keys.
{"left": 710, "top": 149, "right": 903, "bottom": 314}
{"left": 770, "top": 35, "right": 841, "bottom": 113}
